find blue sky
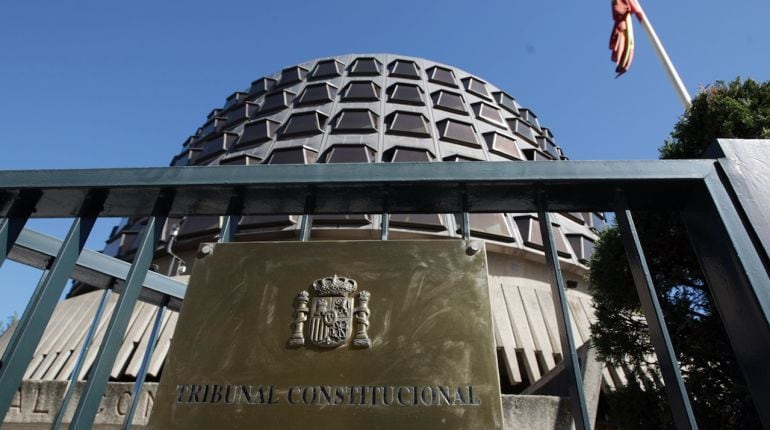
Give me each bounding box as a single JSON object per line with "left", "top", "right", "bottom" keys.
{"left": 1, "top": 0, "right": 769, "bottom": 322}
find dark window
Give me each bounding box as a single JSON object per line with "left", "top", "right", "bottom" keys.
{"left": 267, "top": 147, "right": 317, "bottom": 164}
{"left": 561, "top": 212, "right": 586, "bottom": 224}
{"left": 248, "top": 78, "right": 276, "bottom": 98}
{"left": 324, "top": 145, "right": 372, "bottom": 163}
{"left": 463, "top": 77, "right": 491, "bottom": 99}
{"left": 220, "top": 154, "right": 262, "bottom": 165}
{"left": 194, "top": 132, "right": 238, "bottom": 163}
{"left": 237, "top": 119, "right": 281, "bottom": 147}
{"left": 437, "top": 119, "right": 479, "bottom": 147}
{"left": 309, "top": 60, "right": 343, "bottom": 80}
{"left": 522, "top": 148, "right": 552, "bottom": 161}
{"left": 199, "top": 116, "right": 227, "bottom": 137}
{"left": 224, "top": 92, "right": 248, "bottom": 110}
{"left": 518, "top": 108, "right": 540, "bottom": 130}
{"left": 279, "top": 112, "right": 326, "bottom": 139}
{"left": 456, "top": 213, "right": 515, "bottom": 241}
{"left": 239, "top": 215, "right": 297, "bottom": 229}
{"left": 388, "top": 83, "right": 424, "bottom": 105}
{"left": 537, "top": 136, "right": 560, "bottom": 159}
{"left": 514, "top": 216, "right": 571, "bottom": 257}
{"left": 260, "top": 91, "right": 295, "bottom": 113}
{"left": 508, "top": 118, "right": 538, "bottom": 144}
{"left": 386, "top": 112, "right": 431, "bottom": 137}
{"left": 566, "top": 234, "right": 594, "bottom": 264}
{"left": 443, "top": 155, "right": 480, "bottom": 162}
{"left": 341, "top": 81, "right": 380, "bottom": 102}
{"left": 492, "top": 91, "right": 520, "bottom": 114}
{"left": 277, "top": 66, "right": 308, "bottom": 87}
{"left": 432, "top": 90, "right": 467, "bottom": 114}
{"left": 225, "top": 102, "right": 258, "bottom": 126}
{"left": 387, "top": 147, "right": 432, "bottom": 162}
{"left": 483, "top": 132, "right": 524, "bottom": 160}
{"left": 390, "top": 213, "right": 445, "bottom": 230}
{"left": 389, "top": 60, "right": 420, "bottom": 79}
{"left": 427, "top": 66, "right": 457, "bottom": 87}
{"left": 473, "top": 102, "right": 505, "bottom": 126}
{"left": 170, "top": 148, "right": 201, "bottom": 166}
{"left": 332, "top": 109, "right": 378, "bottom": 134}
{"left": 296, "top": 83, "right": 335, "bottom": 106}
{"left": 349, "top": 57, "right": 382, "bottom": 76}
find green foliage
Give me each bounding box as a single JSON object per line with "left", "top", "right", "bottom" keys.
{"left": 590, "top": 78, "right": 770, "bottom": 429}
{"left": 0, "top": 311, "right": 19, "bottom": 337}
{"left": 660, "top": 78, "right": 770, "bottom": 159}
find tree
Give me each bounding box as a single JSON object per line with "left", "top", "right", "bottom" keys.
{"left": 589, "top": 78, "right": 770, "bottom": 429}
{"left": 0, "top": 312, "right": 19, "bottom": 337}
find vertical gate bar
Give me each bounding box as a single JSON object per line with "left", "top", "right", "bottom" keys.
{"left": 299, "top": 215, "right": 312, "bottom": 242}
{"left": 380, "top": 192, "right": 389, "bottom": 241}
{"left": 537, "top": 192, "right": 591, "bottom": 430}
{"left": 52, "top": 287, "right": 111, "bottom": 429}
{"left": 615, "top": 190, "right": 698, "bottom": 430}
{"left": 70, "top": 192, "right": 172, "bottom": 429}
{"left": 0, "top": 268, "right": 49, "bottom": 370}
{"left": 462, "top": 212, "right": 470, "bottom": 240}
{"left": 0, "top": 190, "right": 41, "bottom": 269}
{"left": 122, "top": 297, "right": 168, "bottom": 430}
{"left": 219, "top": 191, "right": 242, "bottom": 244}
{"left": 299, "top": 193, "right": 314, "bottom": 242}
{"left": 380, "top": 213, "right": 389, "bottom": 240}
{"left": 461, "top": 193, "right": 470, "bottom": 240}
{"left": 219, "top": 216, "right": 238, "bottom": 244}
{"left": 0, "top": 191, "right": 105, "bottom": 424}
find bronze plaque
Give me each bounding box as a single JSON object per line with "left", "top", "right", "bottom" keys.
{"left": 149, "top": 240, "right": 502, "bottom": 429}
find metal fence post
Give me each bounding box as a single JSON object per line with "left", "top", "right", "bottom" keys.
{"left": 219, "top": 190, "right": 243, "bottom": 244}
{"left": 69, "top": 192, "right": 173, "bottom": 429}
{"left": 51, "top": 287, "right": 112, "bottom": 429}
{"left": 0, "top": 191, "right": 105, "bottom": 423}
{"left": 615, "top": 190, "right": 698, "bottom": 430}
{"left": 122, "top": 296, "right": 168, "bottom": 429}
{"left": 299, "top": 193, "right": 314, "bottom": 242}
{"left": 537, "top": 191, "right": 591, "bottom": 430}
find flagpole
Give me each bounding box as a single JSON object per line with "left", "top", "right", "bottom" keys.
{"left": 636, "top": 1, "right": 692, "bottom": 109}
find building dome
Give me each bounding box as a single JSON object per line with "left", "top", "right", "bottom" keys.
{"left": 105, "top": 54, "right": 603, "bottom": 263}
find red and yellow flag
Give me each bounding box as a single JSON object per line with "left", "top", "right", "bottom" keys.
{"left": 610, "top": 0, "right": 644, "bottom": 76}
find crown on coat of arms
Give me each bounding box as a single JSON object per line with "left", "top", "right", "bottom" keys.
{"left": 312, "top": 275, "right": 358, "bottom": 296}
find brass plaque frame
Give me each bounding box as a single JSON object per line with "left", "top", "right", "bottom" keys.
{"left": 149, "top": 240, "right": 502, "bottom": 429}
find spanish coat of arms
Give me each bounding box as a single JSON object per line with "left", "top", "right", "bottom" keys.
{"left": 288, "top": 275, "right": 371, "bottom": 348}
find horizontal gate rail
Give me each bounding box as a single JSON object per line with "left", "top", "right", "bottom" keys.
{"left": 0, "top": 160, "right": 714, "bottom": 218}
{"left": 10, "top": 228, "right": 186, "bottom": 305}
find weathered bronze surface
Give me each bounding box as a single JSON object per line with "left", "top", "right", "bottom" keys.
{"left": 148, "top": 240, "right": 502, "bottom": 429}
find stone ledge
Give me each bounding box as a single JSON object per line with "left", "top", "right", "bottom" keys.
{"left": 3, "top": 380, "right": 156, "bottom": 429}
{"left": 3, "top": 381, "right": 576, "bottom": 429}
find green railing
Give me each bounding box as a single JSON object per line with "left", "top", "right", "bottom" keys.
{"left": 1, "top": 139, "right": 769, "bottom": 429}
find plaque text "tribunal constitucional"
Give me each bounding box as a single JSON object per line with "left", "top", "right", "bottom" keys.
{"left": 175, "top": 384, "right": 482, "bottom": 407}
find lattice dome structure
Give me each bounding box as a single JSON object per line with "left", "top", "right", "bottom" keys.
{"left": 104, "top": 54, "right": 604, "bottom": 262}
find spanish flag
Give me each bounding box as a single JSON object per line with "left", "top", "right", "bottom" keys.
{"left": 610, "top": 0, "right": 644, "bottom": 76}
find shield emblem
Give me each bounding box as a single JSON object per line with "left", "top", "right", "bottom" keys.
{"left": 288, "top": 275, "right": 371, "bottom": 349}
{"left": 309, "top": 296, "right": 353, "bottom": 347}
